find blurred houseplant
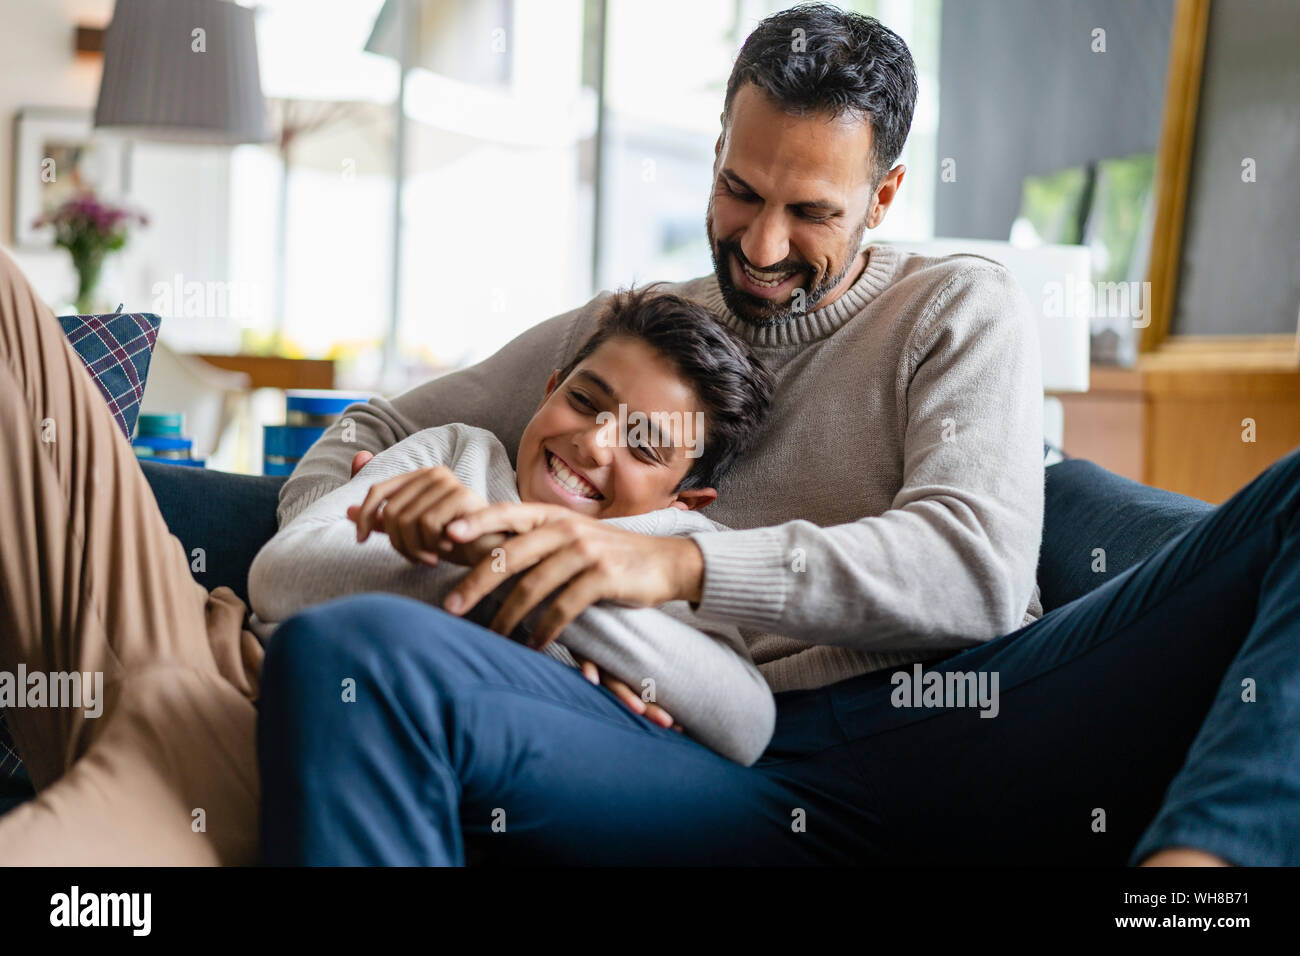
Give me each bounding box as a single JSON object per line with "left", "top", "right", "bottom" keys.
{"left": 34, "top": 193, "right": 147, "bottom": 314}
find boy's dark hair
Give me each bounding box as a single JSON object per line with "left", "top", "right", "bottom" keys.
{"left": 556, "top": 283, "right": 775, "bottom": 491}
{"left": 723, "top": 3, "right": 918, "bottom": 187}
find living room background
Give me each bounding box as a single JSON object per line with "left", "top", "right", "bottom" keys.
{"left": 1, "top": 0, "right": 940, "bottom": 399}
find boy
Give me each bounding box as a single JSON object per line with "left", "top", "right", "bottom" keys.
{"left": 248, "top": 286, "right": 779, "bottom": 765}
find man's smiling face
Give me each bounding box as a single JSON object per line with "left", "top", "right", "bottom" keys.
{"left": 706, "top": 82, "right": 900, "bottom": 327}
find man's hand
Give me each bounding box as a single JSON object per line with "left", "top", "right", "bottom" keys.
{"left": 578, "top": 660, "right": 683, "bottom": 733}
{"left": 441, "top": 502, "right": 705, "bottom": 648}
{"left": 347, "top": 463, "right": 505, "bottom": 567}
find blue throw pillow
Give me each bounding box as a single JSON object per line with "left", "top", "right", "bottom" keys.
{"left": 56, "top": 311, "right": 162, "bottom": 439}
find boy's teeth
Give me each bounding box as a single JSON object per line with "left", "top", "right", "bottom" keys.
{"left": 742, "top": 261, "right": 793, "bottom": 287}
{"left": 547, "top": 451, "right": 600, "bottom": 499}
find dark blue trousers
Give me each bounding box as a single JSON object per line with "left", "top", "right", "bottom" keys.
{"left": 258, "top": 447, "right": 1300, "bottom": 865}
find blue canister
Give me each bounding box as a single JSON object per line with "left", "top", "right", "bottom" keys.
{"left": 132, "top": 434, "right": 194, "bottom": 461}
{"left": 264, "top": 389, "right": 369, "bottom": 476}
{"left": 136, "top": 412, "right": 185, "bottom": 438}
{"left": 285, "top": 390, "right": 368, "bottom": 427}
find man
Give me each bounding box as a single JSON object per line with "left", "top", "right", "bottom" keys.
{"left": 257, "top": 5, "right": 1298, "bottom": 865}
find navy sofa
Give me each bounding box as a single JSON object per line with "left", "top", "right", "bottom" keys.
{"left": 0, "top": 454, "right": 1215, "bottom": 816}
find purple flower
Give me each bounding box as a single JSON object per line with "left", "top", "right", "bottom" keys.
{"left": 34, "top": 192, "right": 146, "bottom": 236}
{"left": 33, "top": 191, "right": 147, "bottom": 251}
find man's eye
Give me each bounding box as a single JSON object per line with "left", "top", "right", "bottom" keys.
{"left": 568, "top": 391, "right": 595, "bottom": 411}
{"left": 724, "top": 181, "right": 756, "bottom": 201}
{"left": 798, "top": 210, "right": 831, "bottom": 223}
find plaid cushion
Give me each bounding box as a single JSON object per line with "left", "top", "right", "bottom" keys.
{"left": 0, "top": 312, "right": 162, "bottom": 802}
{"left": 56, "top": 312, "right": 162, "bottom": 440}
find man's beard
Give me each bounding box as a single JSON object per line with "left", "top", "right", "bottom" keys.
{"left": 706, "top": 214, "right": 869, "bottom": 328}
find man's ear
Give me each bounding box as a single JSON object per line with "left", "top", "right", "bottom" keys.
{"left": 867, "top": 164, "right": 906, "bottom": 230}
{"left": 715, "top": 112, "right": 730, "bottom": 161}
{"left": 671, "top": 486, "right": 718, "bottom": 511}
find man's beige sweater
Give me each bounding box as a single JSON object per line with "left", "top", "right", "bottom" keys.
{"left": 277, "top": 243, "right": 1045, "bottom": 693}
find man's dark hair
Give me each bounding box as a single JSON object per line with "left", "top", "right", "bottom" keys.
{"left": 556, "top": 284, "right": 775, "bottom": 491}
{"left": 722, "top": 3, "right": 918, "bottom": 186}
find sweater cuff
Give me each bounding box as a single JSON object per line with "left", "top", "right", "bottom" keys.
{"left": 277, "top": 476, "right": 342, "bottom": 529}
{"left": 689, "top": 527, "right": 789, "bottom": 631}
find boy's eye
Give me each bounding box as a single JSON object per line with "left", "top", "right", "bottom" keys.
{"left": 629, "top": 443, "right": 659, "bottom": 465}
{"left": 568, "top": 390, "right": 596, "bottom": 411}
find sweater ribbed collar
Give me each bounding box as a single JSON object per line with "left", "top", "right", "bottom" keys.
{"left": 698, "top": 243, "right": 900, "bottom": 349}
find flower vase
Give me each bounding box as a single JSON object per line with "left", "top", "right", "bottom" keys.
{"left": 73, "top": 250, "right": 105, "bottom": 315}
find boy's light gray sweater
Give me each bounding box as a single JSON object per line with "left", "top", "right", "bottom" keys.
{"left": 248, "top": 423, "right": 776, "bottom": 766}
{"left": 276, "top": 244, "right": 1045, "bottom": 695}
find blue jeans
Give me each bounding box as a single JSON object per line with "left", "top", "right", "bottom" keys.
{"left": 258, "top": 447, "right": 1300, "bottom": 865}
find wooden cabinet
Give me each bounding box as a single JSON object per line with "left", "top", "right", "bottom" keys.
{"left": 1052, "top": 341, "right": 1300, "bottom": 503}
{"left": 191, "top": 353, "right": 335, "bottom": 391}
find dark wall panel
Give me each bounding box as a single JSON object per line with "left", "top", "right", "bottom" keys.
{"left": 1173, "top": 0, "right": 1300, "bottom": 336}
{"left": 936, "top": 0, "right": 1175, "bottom": 240}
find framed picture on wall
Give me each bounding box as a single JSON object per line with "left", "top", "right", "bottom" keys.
{"left": 10, "top": 107, "right": 130, "bottom": 249}
{"left": 1143, "top": 0, "right": 1300, "bottom": 361}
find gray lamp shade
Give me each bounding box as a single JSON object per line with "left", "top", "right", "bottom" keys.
{"left": 94, "top": 0, "right": 271, "bottom": 145}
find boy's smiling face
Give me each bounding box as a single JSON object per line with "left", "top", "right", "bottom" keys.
{"left": 516, "top": 336, "right": 719, "bottom": 519}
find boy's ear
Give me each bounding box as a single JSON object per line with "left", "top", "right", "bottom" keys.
{"left": 541, "top": 369, "right": 561, "bottom": 409}
{"left": 671, "top": 486, "right": 718, "bottom": 511}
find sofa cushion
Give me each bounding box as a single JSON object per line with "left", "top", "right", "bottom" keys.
{"left": 56, "top": 311, "right": 162, "bottom": 440}
{"left": 1039, "top": 458, "right": 1214, "bottom": 612}
{"left": 140, "top": 461, "right": 287, "bottom": 605}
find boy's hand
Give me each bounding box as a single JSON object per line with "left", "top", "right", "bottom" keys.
{"left": 348, "top": 465, "right": 504, "bottom": 566}
{"left": 578, "top": 660, "right": 683, "bottom": 733}
{"left": 350, "top": 450, "right": 374, "bottom": 477}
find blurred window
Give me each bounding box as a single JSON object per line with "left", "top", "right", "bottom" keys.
{"left": 149, "top": 0, "right": 941, "bottom": 392}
